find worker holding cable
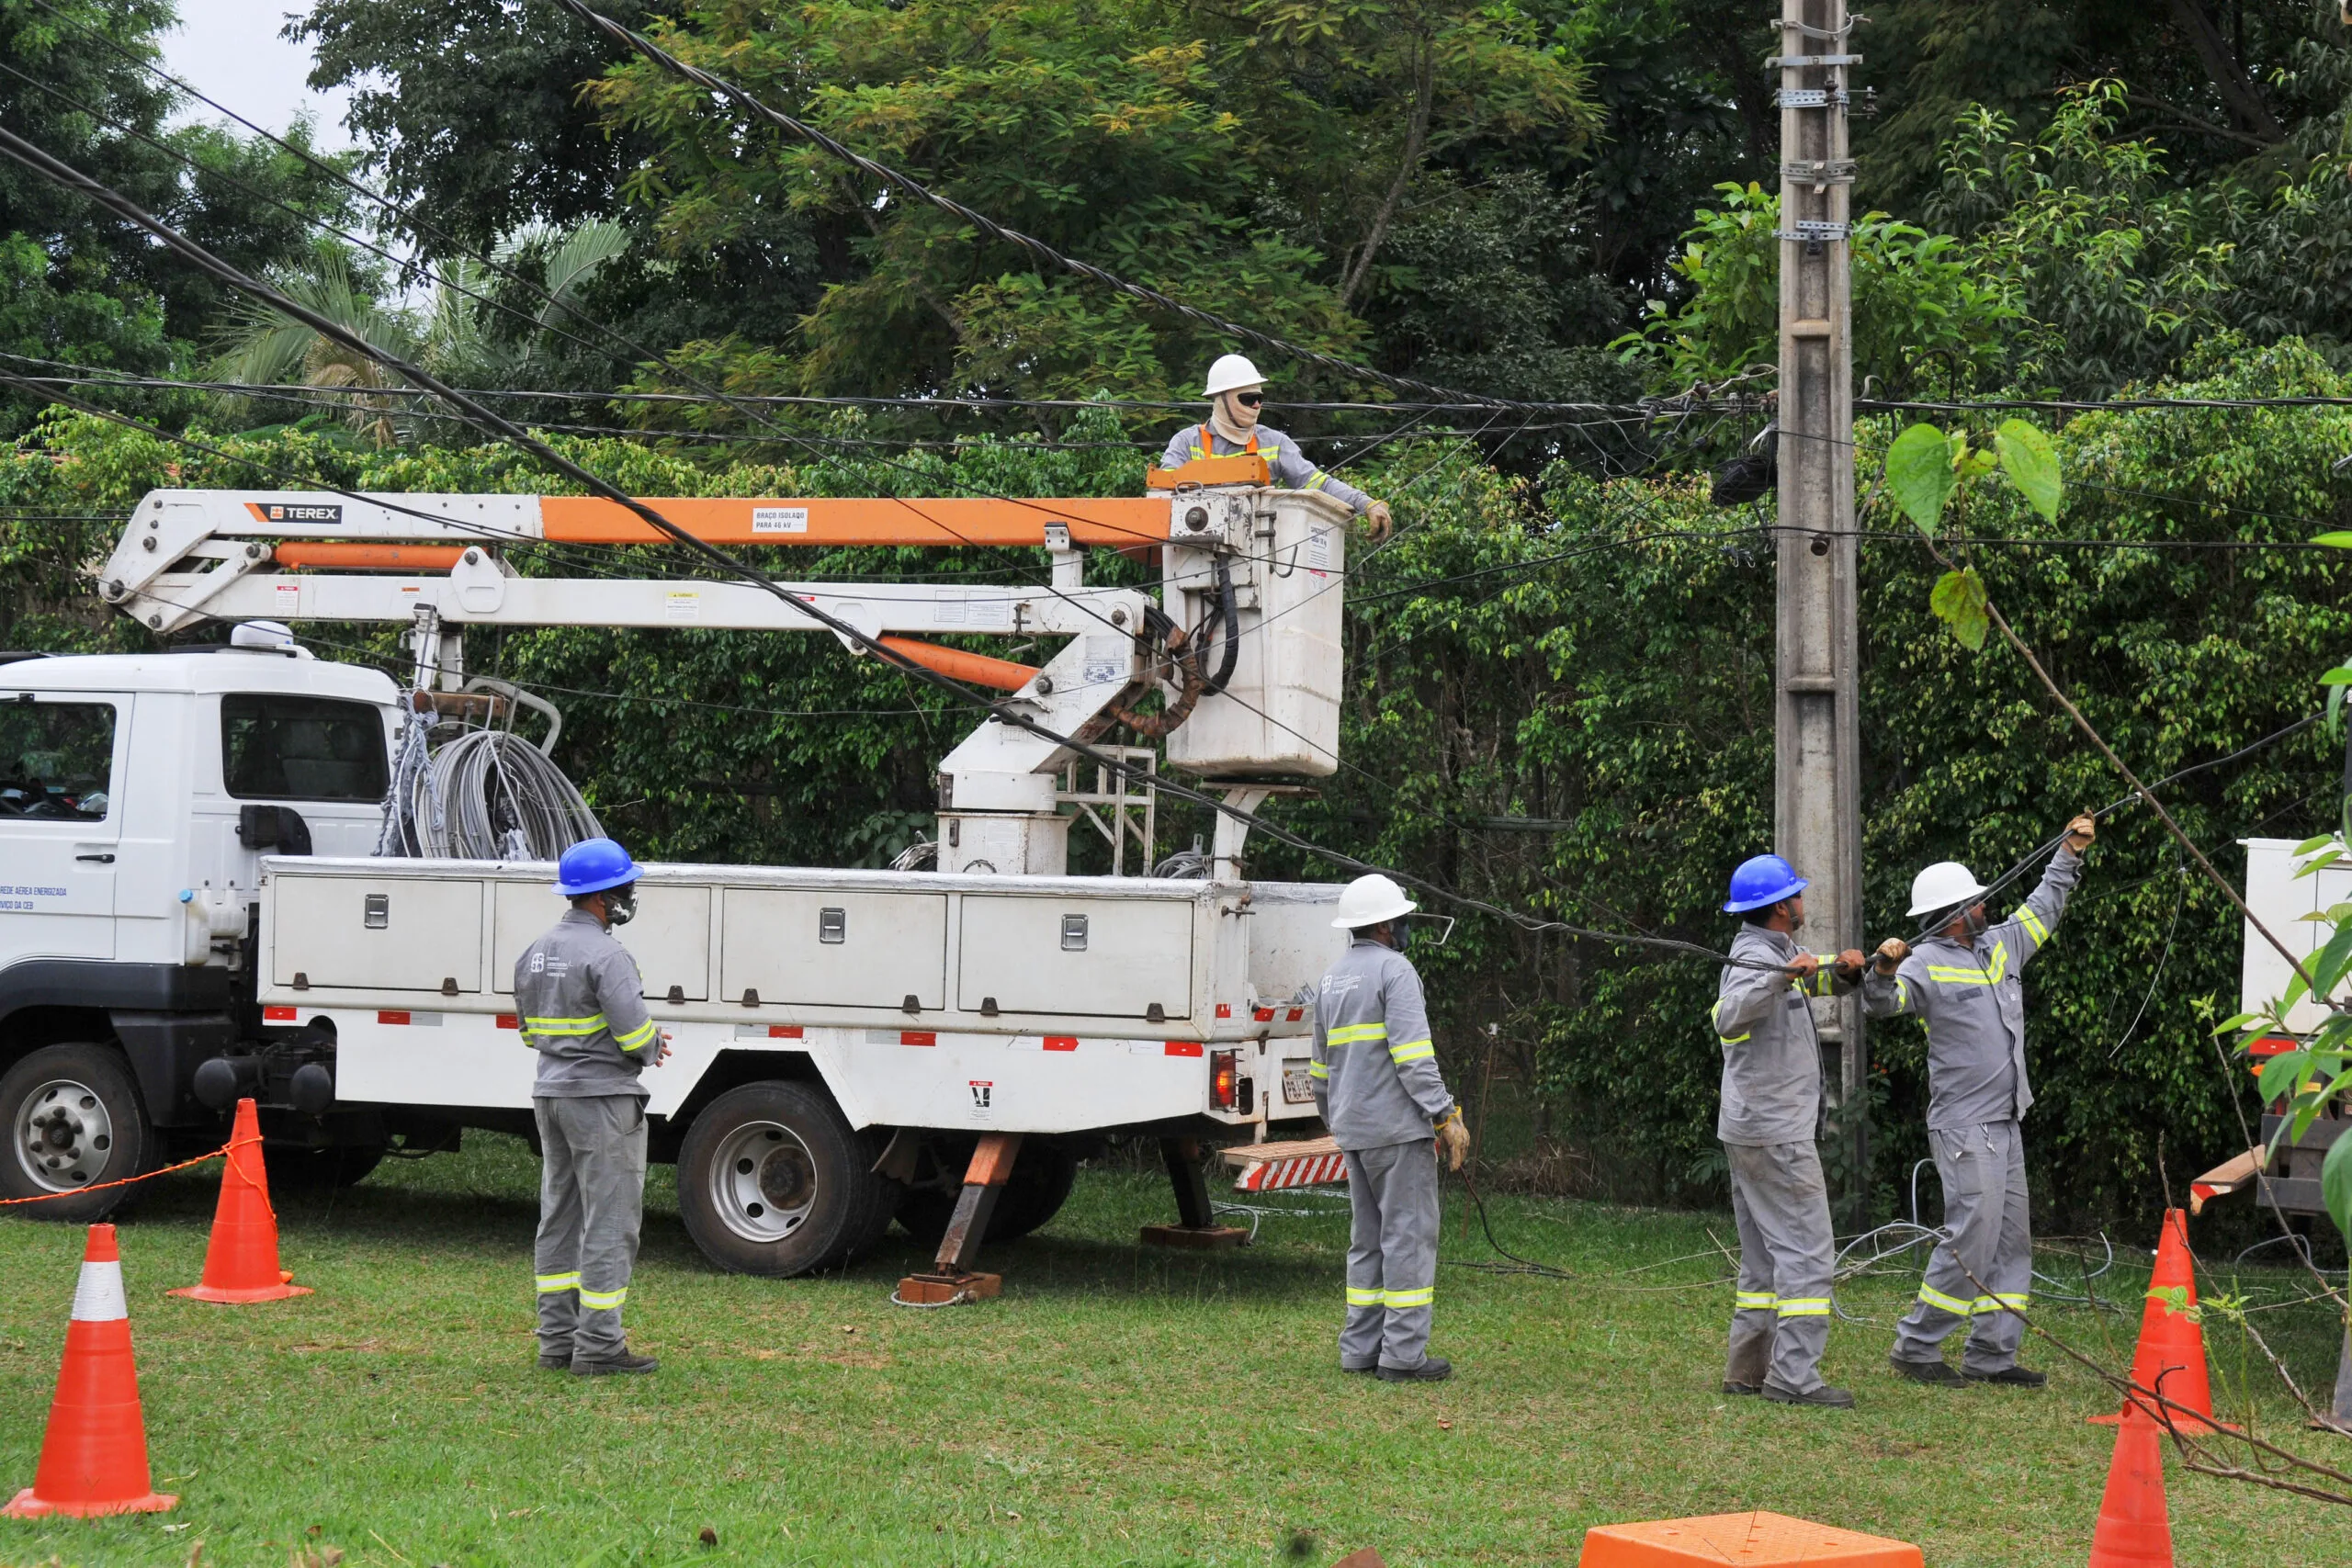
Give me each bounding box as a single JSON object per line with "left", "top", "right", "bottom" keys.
{"left": 518, "top": 836, "right": 670, "bottom": 1377}
{"left": 1863, "top": 813, "right": 2095, "bottom": 1387}
{"left": 1164, "top": 355, "right": 1396, "bottom": 541}
{"left": 1311, "top": 873, "right": 1470, "bottom": 1382}
{"left": 1713, "top": 854, "right": 1866, "bottom": 1408}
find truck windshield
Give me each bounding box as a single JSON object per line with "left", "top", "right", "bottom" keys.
{"left": 0, "top": 700, "right": 117, "bottom": 820}
{"left": 222, "top": 694, "right": 388, "bottom": 802}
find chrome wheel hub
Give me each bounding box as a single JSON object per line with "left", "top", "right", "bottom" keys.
{"left": 708, "top": 1120, "right": 818, "bottom": 1244}
{"left": 16, "top": 1079, "right": 113, "bottom": 1191}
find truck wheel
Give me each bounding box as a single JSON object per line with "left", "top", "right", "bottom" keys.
{"left": 676, "top": 1081, "right": 893, "bottom": 1277}
{"left": 896, "top": 1140, "right": 1078, "bottom": 1248}
{"left": 0, "top": 1043, "right": 153, "bottom": 1224}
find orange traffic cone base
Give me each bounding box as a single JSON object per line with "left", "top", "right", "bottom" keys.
{"left": 166, "top": 1279, "right": 311, "bottom": 1303}
{"left": 2, "top": 1485, "right": 176, "bottom": 1517}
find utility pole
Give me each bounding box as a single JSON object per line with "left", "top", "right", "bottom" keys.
{"left": 1774, "top": 0, "right": 1866, "bottom": 1216}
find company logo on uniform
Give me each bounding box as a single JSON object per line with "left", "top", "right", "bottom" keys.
{"left": 530, "top": 952, "right": 546, "bottom": 973}
{"left": 244, "top": 502, "right": 343, "bottom": 525}
{"left": 968, "top": 1081, "right": 992, "bottom": 1110}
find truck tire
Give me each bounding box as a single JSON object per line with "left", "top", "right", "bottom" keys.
{"left": 895, "top": 1140, "right": 1078, "bottom": 1248}
{"left": 676, "top": 1081, "right": 894, "bottom": 1277}
{"left": 0, "top": 1043, "right": 153, "bottom": 1224}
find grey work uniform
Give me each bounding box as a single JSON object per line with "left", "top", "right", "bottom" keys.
{"left": 1863, "top": 846, "right": 2081, "bottom": 1373}
{"left": 516, "top": 907, "right": 662, "bottom": 1362}
{"left": 1310, "top": 937, "right": 1455, "bottom": 1372}
{"left": 1159, "top": 423, "right": 1373, "bottom": 513}
{"left": 1712, "top": 924, "right": 1851, "bottom": 1395}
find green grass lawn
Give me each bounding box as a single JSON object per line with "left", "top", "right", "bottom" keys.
{"left": 0, "top": 1136, "right": 2346, "bottom": 1567}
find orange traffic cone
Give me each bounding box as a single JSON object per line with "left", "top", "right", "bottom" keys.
{"left": 2086, "top": 1404, "right": 2173, "bottom": 1568}
{"left": 166, "top": 1098, "right": 311, "bottom": 1304}
{"left": 2091, "top": 1209, "right": 2226, "bottom": 1432}
{"left": 3, "top": 1224, "right": 176, "bottom": 1517}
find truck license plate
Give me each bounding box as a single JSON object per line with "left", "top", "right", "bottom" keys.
{"left": 1282, "top": 1064, "right": 1316, "bottom": 1104}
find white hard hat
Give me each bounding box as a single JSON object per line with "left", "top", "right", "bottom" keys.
{"left": 1203, "top": 354, "right": 1266, "bottom": 399}
{"left": 1907, "top": 860, "right": 1991, "bottom": 918}
{"left": 1331, "top": 873, "right": 1418, "bottom": 930}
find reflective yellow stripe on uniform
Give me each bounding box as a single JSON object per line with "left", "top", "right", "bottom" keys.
{"left": 1307, "top": 1062, "right": 1329, "bottom": 1080}
{"left": 1991, "top": 1292, "right": 2030, "bottom": 1312}
{"left": 1777, "top": 1297, "right": 1832, "bottom": 1317}
{"left": 1917, "top": 1283, "right": 1975, "bottom": 1316}
{"left": 1810, "top": 963, "right": 1837, "bottom": 998}
{"left": 614, "top": 1018, "right": 659, "bottom": 1053}
{"left": 1345, "top": 1285, "right": 1384, "bottom": 1307}
{"left": 1734, "top": 1291, "right": 1777, "bottom": 1311}
{"left": 535, "top": 1271, "right": 582, "bottom": 1294}
{"left": 577, "top": 1285, "right": 628, "bottom": 1312}
{"left": 523, "top": 1013, "right": 610, "bottom": 1036}
{"left": 2017, "top": 907, "right": 2050, "bottom": 944}
{"left": 1894, "top": 978, "right": 1910, "bottom": 1012}
{"left": 1327, "top": 1023, "right": 1389, "bottom": 1045}
{"left": 1926, "top": 942, "right": 2008, "bottom": 986}
{"left": 1383, "top": 1286, "right": 1434, "bottom": 1309}
{"left": 1387, "top": 1037, "right": 1436, "bottom": 1065}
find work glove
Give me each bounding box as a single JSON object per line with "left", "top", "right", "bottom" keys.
{"left": 1872, "top": 937, "right": 1909, "bottom": 975}
{"left": 2064, "top": 813, "right": 2097, "bottom": 852}
{"left": 1435, "top": 1110, "right": 1471, "bottom": 1171}
{"left": 1360, "top": 500, "right": 1394, "bottom": 545}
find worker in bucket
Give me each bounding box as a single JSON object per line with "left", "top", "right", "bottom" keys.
{"left": 1163, "top": 355, "right": 1396, "bottom": 542}
{"left": 519, "top": 836, "right": 671, "bottom": 1376}
{"left": 1863, "top": 813, "right": 2096, "bottom": 1387}
{"left": 1311, "top": 873, "right": 1471, "bottom": 1382}
{"left": 1713, "top": 854, "right": 1866, "bottom": 1407}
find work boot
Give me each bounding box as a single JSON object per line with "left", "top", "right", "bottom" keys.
{"left": 1340, "top": 1362, "right": 1378, "bottom": 1376}
{"left": 1722, "top": 1381, "right": 1762, "bottom": 1396}
{"left": 1889, "top": 1356, "right": 1965, "bottom": 1385}
{"left": 572, "top": 1350, "right": 660, "bottom": 1377}
{"left": 1963, "top": 1364, "right": 2048, "bottom": 1387}
{"left": 537, "top": 1349, "right": 573, "bottom": 1371}
{"left": 1763, "top": 1382, "right": 1856, "bottom": 1409}
{"left": 1376, "top": 1357, "right": 1453, "bottom": 1382}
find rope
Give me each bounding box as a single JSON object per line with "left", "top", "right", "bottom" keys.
{"left": 0, "top": 1132, "right": 256, "bottom": 1207}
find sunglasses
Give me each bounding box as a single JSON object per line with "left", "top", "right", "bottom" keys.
{"left": 1232, "top": 392, "right": 1264, "bottom": 408}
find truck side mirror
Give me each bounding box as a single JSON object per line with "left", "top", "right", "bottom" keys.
{"left": 238, "top": 804, "right": 313, "bottom": 856}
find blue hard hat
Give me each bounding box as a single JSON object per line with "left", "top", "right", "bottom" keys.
{"left": 1723, "top": 853, "right": 1808, "bottom": 914}
{"left": 554, "top": 837, "right": 641, "bottom": 897}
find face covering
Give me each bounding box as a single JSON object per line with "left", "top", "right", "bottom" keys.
{"left": 603, "top": 884, "right": 639, "bottom": 926}
{"left": 1208, "top": 395, "right": 1259, "bottom": 446}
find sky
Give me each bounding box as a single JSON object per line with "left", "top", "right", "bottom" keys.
{"left": 161, "top": 0, "right": 358, "bottom": 153}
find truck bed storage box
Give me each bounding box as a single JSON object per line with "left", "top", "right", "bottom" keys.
{"left": 955, "top": 894, "right": 1193, "bottom": 1018}
{"left": 492, "top": 880, "right": 711, "bottom": 1000}
{"left": 271, "top": 874, "right": 483, "bottom": 992}
{"left": 718, "top": 888, "right": 947, "bottom": 1010}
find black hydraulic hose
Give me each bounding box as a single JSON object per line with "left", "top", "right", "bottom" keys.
{"left": 1202, "top": 555, "right": 1241, "bottom": 696}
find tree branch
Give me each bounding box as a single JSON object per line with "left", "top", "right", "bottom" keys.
{"left": 2165, "top": 0, "right": 2286, "bottom": 143}
{"left": 1340, "top": 42, "right": 1435, "bottom": 307}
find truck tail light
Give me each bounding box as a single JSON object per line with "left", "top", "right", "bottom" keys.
{"left": 1211, "top": 1049, "right": 1239, "bottom": 1110}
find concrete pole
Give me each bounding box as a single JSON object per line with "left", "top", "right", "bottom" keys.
{"left": 1774, "top": 0, "right": 1865, "bottom": 1216}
